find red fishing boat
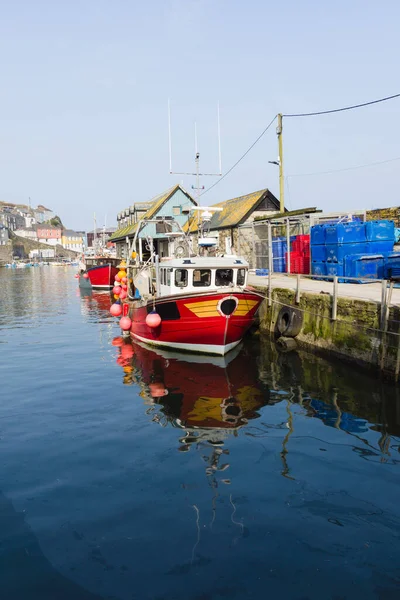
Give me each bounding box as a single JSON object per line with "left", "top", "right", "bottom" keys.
{"left": 129, "top": 256, "right": 263, "bottom": 355}
{"left": 80, "top": 257, "right": 120, "bottom": 289}
{"left": 120, "top": 214, "right": 264, "bottom": 356}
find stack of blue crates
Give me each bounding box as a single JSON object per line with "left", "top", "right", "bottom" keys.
{"left": 311, "top": 220, "right": 395, "bottom": 282}
{"left": 272, "top": 236, "right": 287, "bottom": 273}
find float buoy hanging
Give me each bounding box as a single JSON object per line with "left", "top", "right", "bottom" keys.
{"left": 146, "top": 311, "right": 161, "bottom": 328}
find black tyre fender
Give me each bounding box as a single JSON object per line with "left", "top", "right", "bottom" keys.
{"left": 276, "top": 306, "right": 303, "bottom": 338}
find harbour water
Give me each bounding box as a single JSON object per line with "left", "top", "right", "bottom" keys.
{"left": 1, "top": 267, "right": 399, "bottom": 599}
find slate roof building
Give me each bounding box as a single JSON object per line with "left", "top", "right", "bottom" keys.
{"left": 111, "top": 184, "right": 197, "bottom": 259}
{"left": 184, "top": 188, "right": 282, "bottom": 254}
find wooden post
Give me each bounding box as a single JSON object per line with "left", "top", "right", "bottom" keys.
{"left": 286, "top": 218, "right": 290, "bottom": 274}
{"left": 332, "top": 276, "right": 338, "bottom": 321}
{"left": 268, "top": 221, "right": 272, "bottom": 306}
{"left": 384, "top": 280, "right": 393, "bottom": 332}
{"left": 251, "top": 222, "right": 256, "bottom": 270}
{"left": 295, "top": 274, "right": 301, "bottom": 304}
{"left": 380, "top": 279, "right": 387, "bottom": 330}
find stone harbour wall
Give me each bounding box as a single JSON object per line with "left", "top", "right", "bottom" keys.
{"left": 256, "top": 287, "right": 400, "bottom": 381}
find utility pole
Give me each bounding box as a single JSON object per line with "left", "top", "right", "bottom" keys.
{"left": 277, "top": 113, "right": 284, "bottom": 213}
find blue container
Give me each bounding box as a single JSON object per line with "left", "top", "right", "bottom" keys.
{"left": 326, "top": 242, "right": 368, "bottom": 263}
{"left": 366, "top": 240, "right": 394, "bottom": 254}
{"left": 384, "top": 253, "right": 400, "bottom": 278}
{"left": 255, "top": 268, "right": 269, "bottom": 276}
{"left": 326, "top": 262, "right": 345, "bottom": 282}
{"left": 273, "top": 256, "right": 286, "bottom": 273}
{"left": 310, "top": 225, "right": 326, "bottom": 245}
{"left": 325, "top": 222, "right": 367, "bottom": 245}
{"left": 366, "top": 220, "right": 395, "bottom": 242}
{"left": 311, "top": 261, "right": 326, "bottom": 279}
{"left": 311, "top": 244, "right": 326, "bottom": 262}
{"left": 345, "top": 253, "right": 385, "bottom": 283}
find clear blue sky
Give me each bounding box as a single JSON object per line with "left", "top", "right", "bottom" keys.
{"left": 0, "top": 0, "right": 399, "bottom": 230}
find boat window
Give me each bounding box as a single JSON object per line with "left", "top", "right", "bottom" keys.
{"left": 161, "top": 268, "right": 165, "bottom": 285}
{"left": 166, "top": 269, "right": 171, "bottom": 286}
{"left": 237, "top": 268, "right": 246, "bottom": 286}
{"left": 147, "top": 302, "right": 180, "bottom": 320}
{"left": 193, "top": 269, "right": 211, "bottom": 287}
{"left": 174, "top": 269, "right": 188, "bottom": 287}
{"left": 216, "top": 269, "right": 233, "bottom": 286}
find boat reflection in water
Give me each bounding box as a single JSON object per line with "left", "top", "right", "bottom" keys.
{"left": 79, "top": 288, "right": 114, "bottom": 322}
{"left": 113, "top": 335, "right": 400, "bottom": 477}
{"left": 114, "top": 338, "right": 269, "bottom": 444}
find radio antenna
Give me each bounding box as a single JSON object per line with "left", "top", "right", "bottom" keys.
{"left": 167, "top": 100, "right": 222, "bottom": 206}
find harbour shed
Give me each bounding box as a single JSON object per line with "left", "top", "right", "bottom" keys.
{"left": 185, "top": 188, "right": 282, "bottom": 254}
{"left": 110, "top": 184, "right": 197, "bottom": 259}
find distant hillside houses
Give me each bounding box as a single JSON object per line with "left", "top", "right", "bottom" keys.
{"left": 14, "top": 224, "right": 85, "bottom": 252}
{"left": 0, "top": 200, "right": 53, "bottom": 231}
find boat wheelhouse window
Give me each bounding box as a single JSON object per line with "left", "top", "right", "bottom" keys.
{"left": 175, "top": 269, "right": 188, "bottom": 287}
{"left": 161, "top": 269, "right": 165, "bottom": 285}
{"left": 193, "top": 269, "right": 211, "bottom": 287}
{"left": 216, "top": 269, "right": 233, "bottom": 286}
{"left": 237, "top": 268, "right": 246, "bottom": 286}
{"left": 166, "top": 269, "right": 171, "bottom": 286}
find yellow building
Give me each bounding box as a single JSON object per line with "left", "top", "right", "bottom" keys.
{"left": 61, "top": 229, "right": 84, "bottom": 253}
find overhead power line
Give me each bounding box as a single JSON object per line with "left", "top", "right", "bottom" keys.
{"left": 283, "top": 92, "right": 400, "bottom": 118}
{"left": 287, "top": 156, "right": 400, "bottom": 178}
{"left": 200, "top": 114, "right": 277, "bottom": 198}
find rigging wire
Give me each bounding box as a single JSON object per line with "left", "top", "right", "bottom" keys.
{"left": 283, "top": 92, "right": 400, "bottom": 118}
{"left": 200, "top": 114, "right": 277, "bottom": 198}
{"left": 287, "top": 156, "right": 400, "bottom": 178}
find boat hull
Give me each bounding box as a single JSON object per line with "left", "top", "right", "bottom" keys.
{"left": 128, "top": 289, "right": 264, "bottom": 356}
{"left": 85, "top": 264, "right": 119, "bottom": 289}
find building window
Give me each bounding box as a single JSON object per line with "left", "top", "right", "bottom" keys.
{"left": 174, "top": 269, "right": 188, "bottom": 287}
{"left": 172, "top": 206, "right": 181, "bottom": 216}
{"left": 216, "top": 269, "right": 233, "bottom": 286}
{"left": 193, "top": 269, "right": 211, "bottom": 287}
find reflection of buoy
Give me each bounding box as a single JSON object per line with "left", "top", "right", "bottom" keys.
{"left": 149, "top": 382, "right": 168, "bottom": 398}
{"left": 112, "top": 336, "right": 124, "bottom": 346}
{"left": 74, "top": 274, "right": 80, "bottom": 279}
{"left": 121, "top": 344, "right": 134, "bottom": 359}
{"left": 119, "top": 289, "right": 127, "bottom": 300}
{"left": 83, "top": 273, "right": 89, "bottom": 279}
{"left": 110, "top": 303, "right": 122, "bottom": 317}
{"left": 113, "top": 286, "right": 121, "bottom": 295}
{"left": 146, "top": 312, "right": 161, "bottom": 328}
{"left": 119, "top": 316, "right": 132, "bottom": 331}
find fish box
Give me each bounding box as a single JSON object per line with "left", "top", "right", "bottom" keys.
{"left": 365, "top": 220, "right": 395, "bottom": 242}
{"left": 326, "top": 242, "right": 368, "bottom": 263}
{"left": 325, "top": 222, "right": 367, "bottom": 245}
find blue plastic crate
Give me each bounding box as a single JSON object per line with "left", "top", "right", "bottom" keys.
{"left": 325, "top": 222, "right": 367, "bottom": 245}
{"left": 366, "top": 220, "right": 395, "bottom": 242}
{"left": 344, "top": 253, "right": 385, "bottom": 283}
{"left": 311, "top": 261, "right": 326, "bottom": 279}
{"left": 366, "top": 240, "right": 394, "bottom": 254}
{"left": 311, "top": 244, "right": 326, "bottom": 262}
{"left": 326, "top": 262, "right": 345, "bottom": 282}
{"left": 384, "top": 253, "right": 400, "bottom": 278}
{"left": 310, "top": 225, "right": 326, "bottom": 245}
{"left": 326, "top": 242, "right": 368, "bottom": 263}
{"left": 255, "top": 268, "right": 269, "bottom": 276}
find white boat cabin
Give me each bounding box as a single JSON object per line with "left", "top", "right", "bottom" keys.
{"left": 157, "top": 256, "right": 249, "bottom": 296}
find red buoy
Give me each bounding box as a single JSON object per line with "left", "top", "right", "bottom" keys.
{"left": 146, "top": 312, "right": 161, "bottom": 328}
{"left": 74, "top": 274, "right": 80, "bottom": 279}
{"left": 113, "top": 286, "right": 121, "bottom": 295}
{"left": 119, "top": 316, "right": 132, "bottom": 331}
{"left": 83, "top": 273, "right": 89, "bottom": 279}
{"left": 110, "top": 303, "right": 122, "bottom": 317}
{"left": 119, "top": 289, "right": 127, "bottom": 300}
